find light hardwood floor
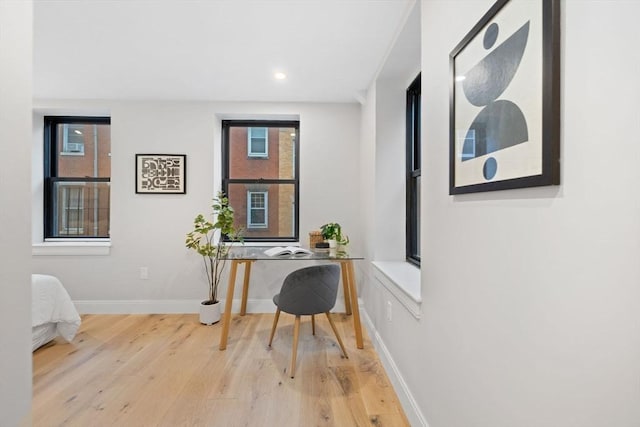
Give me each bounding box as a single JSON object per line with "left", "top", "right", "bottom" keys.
{"left": 32, "top": 313, "right": 410, "bottom": 426}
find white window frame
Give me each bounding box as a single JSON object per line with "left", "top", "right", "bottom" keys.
{"left": 247, "top": 127, "right": 268, "bottom": 158}
{"left": 247, "top": 191, "right": 268, "bottom": 228}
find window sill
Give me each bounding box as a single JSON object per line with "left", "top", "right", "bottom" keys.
{"left": 32, "top": 241, "right": 111, "bottom": 256}
{"left": 372, "top": 261, "right": 421, "bottom": 319}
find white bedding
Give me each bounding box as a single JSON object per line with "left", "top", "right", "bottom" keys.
{"left": 32, "top": 323, "right": 57, "bottom": 351}
{"left": 32, "top": 274, "right": 81, "bottom": 350}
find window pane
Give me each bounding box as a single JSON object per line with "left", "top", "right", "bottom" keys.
{"left": 223, "top": 120, "right": 299, "bottom": 242}
{"left": 227, "top": 183, "right": 296, "bottom": 239}
{"left": 52, "top": 181, "right": 110, "bottom": 237}
{"left": 248, "top": 191, "right": 268, "bottom": 228}
{"left": 57, "top": 123, "right": 111, "bottom": 178}
{"left": 406, "top": 74, "right": 421, "bottom": 264}
{"left": 248, "top": 127, "right": 268, "bottom": 157}
{"left": 229, "top": 126, "right": 296, "bottom": 179}
{"left": 250, "top": 209, "right": 266, "bottom": 225}
{"left": 416, "top": 175, "right": 421, "bottom": 258}
{"left": 65, "top": 124, "right": 85, "bottom": 153}
{"left": 250, "top": 138, "right": 266, "bottom": 155}
{"left": 250, "top": 128, "right": 266, "bottom": 139}
{"left": 61, "top": 186, "right": 84, "bottom": 232}
{"left": 250, "top": 192, "right": 265, "bottom": 208}
{"left": 413, "top": 94, "right": 421, "bottom": 170}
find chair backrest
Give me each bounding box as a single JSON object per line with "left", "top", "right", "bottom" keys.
{"left": 276, "top": 264, "right": 341, "bottom": 316}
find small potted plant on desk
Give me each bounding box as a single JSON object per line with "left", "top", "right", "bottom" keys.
{"left": 320, "top": 222, "right": 349, "bottom": 250}
{"left": 186, "top": 191, "right": 243, "bottom": 325}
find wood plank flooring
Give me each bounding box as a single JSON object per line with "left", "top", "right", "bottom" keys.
{"left": 32, "top": 313, "right": 410, "bottom": 426}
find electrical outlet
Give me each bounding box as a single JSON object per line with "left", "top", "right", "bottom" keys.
{"left": 140, "top": 267, "right": 149, "bottom": 280}
{"left": 386, "top": 301, "right": 392, "bottom": 322}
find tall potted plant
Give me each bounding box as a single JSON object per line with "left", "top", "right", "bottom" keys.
{"left": 186, "top": 191, "right": 243, "bottom": 325}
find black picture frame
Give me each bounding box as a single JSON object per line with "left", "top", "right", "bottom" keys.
{"left": 449, "top": 0, "right": 560, "bottom": 195}
{"left": 135, "top": 154, "right": 187, "bottom": 194}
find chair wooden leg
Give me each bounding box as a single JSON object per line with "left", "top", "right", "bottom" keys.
{"left": 311, "top": 314, "right": 316, "bottom": 335}
{"left": 268, "top": 308, "right": 281, "bottom": 347}
{"left": 290, "top": 315, "right": 301, "bottom": 378}
{"left": 325, "top": 312, "right": 348, "bottom": 359}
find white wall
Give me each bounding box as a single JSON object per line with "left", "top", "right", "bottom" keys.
{"left": 0, "top": 0, "right": 33, "bottom": 424}
{"left": 359, "top": 83, "right": 377, "bottom": 281}
{"left": 361, "top": 1, "right": 640, "bottom": 426}
{"left": 374, "top": 78, "right": 409, "bottom": 260}
{"left": 32, "top": 101, "right": 362, "bottom": 311}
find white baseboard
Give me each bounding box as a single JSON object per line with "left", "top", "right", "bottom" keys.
{"left": 360, "top": 309, "right": 429, "bottom": 427}
{"left": 74, "top": 298, "right": 348, "bottom": 315}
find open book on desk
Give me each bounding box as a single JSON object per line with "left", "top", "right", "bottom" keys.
{"left": 264, "top": 246, "right": 313, "bottom": 257}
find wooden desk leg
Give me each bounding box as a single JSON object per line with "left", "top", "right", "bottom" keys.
{"left": 240, "top": 261, "right": 253, "bottom": 316}
{"left": 219, "top": 260, "right": 239, "bottom": 350}
{"left": 345, "top": 260, "right": 363, "bottom": 349}
{"left": 340, "top": 261, "right": 352, "bottom": 315}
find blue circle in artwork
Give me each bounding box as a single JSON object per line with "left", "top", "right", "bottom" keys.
{"left": 483, "top": 23, "right": 499, "bottom": 49}
{"left": 483, "top": 157, "right": 498, "bottom": 180}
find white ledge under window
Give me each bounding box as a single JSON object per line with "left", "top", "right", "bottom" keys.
{"left": 32, "top": 241, "right": 111, "bottom": 256}
{"left": 372, "top": 261, "right": 421, "bottom": 319}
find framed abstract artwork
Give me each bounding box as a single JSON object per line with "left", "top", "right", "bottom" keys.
{"left": 449, "top": 0, "right": 560, "bottom": 194}
{"left": 135, "top": 154, "right": 186, "bottom": 194}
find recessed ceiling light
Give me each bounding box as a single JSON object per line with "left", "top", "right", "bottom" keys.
{"left": 274, "top": 72, "right": 287, "bottom": 80}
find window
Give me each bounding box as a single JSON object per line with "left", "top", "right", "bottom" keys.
{"left": 247, "top": 191, "right": 268, "bottom": 228}
{"left": 44, "top": 116, "right": 111, "bottom": 239}
{"left": 62, "top": 123, "right": 85, "bottom": 155}
{"left": 222, "top": 120, "right": 299, "bottom": 242}
{"left": 248, "top": 127, "right": 268, "bottom": 157}
{"left": 406, "top": 74, "right": 421, "bottom": 265}
{"left": 60, "top": 185, "right": 85, "bottom": 234}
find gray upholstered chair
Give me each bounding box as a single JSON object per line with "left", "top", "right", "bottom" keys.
{"left": 268, "top": 264, "right": 348, "bottom": 378}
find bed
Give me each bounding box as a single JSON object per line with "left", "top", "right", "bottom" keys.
{"left": 32, "top": 274, "right": 81, "bottom": 351}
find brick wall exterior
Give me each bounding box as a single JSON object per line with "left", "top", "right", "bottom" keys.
{"left": 227, "top": 126, "right": 296, "bottom": 239}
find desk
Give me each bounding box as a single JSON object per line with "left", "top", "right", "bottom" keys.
{"left": 218, "top": 246, "right": 364, "bottom": 350}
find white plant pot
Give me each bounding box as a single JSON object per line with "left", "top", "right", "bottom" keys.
{"left": 199, "top": 301, "right": 221, "bottom": 325}
{"left": 327, "top": 239, "right": 337, "bottom": 248}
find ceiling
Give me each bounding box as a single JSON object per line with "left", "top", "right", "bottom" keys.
{"left": 33, "top": 0, "right": 414, "bottom": 103}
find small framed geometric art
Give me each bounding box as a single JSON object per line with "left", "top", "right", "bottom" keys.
{"left": 449, "top": 0, "right": 560, "bottom": 194}
{"left": 135, "top": 154, "right": 187, "bottom": 194}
